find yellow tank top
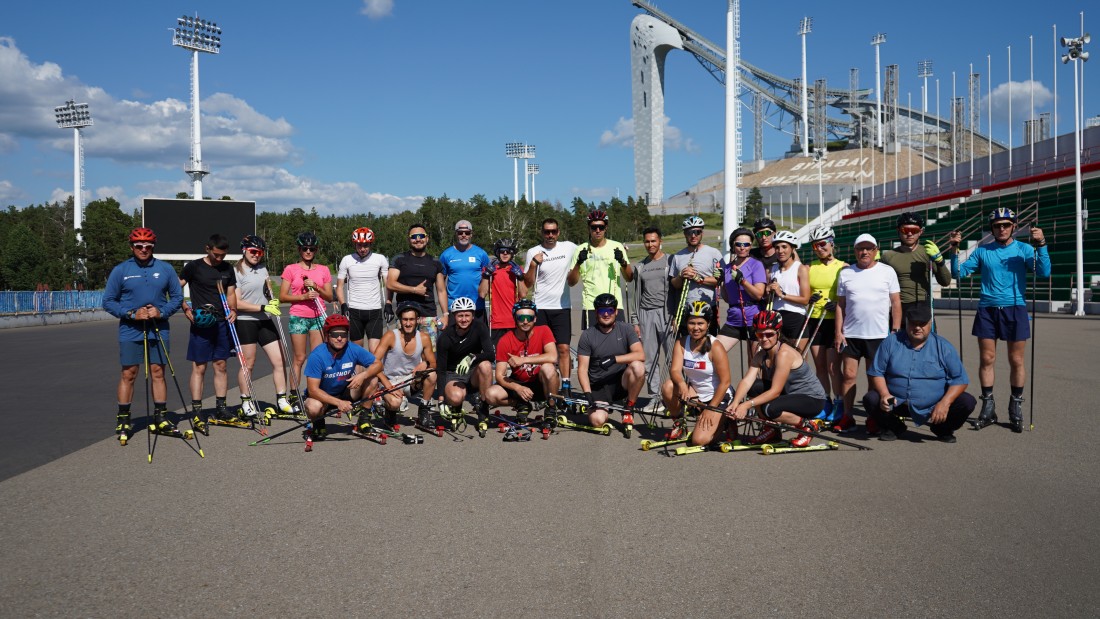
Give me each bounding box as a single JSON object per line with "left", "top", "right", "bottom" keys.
{"left": 807, "top": 258, "right": 846, "bottom": 319}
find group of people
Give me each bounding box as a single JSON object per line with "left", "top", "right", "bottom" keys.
{"left": 102, "top": 204, "right": 1050, "bottom": 448}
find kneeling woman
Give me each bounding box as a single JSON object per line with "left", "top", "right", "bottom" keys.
{"left": 725, "top": 311, "right": 826, "bottom": 447}
{"left": 661, "top": 301, "right": 733, "bottom": 446}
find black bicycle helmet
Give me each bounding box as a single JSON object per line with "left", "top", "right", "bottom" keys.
{"left": 593, "top": 293, "right": 618, "bottom": 310}
{"left": 296, "top": 231, "right": 318, "bottom": 247}
{"left": 896, "top": 212, "right": 925, "bottom": 228}
{"left": 240, "top": 234, "right": 266, "bottom": 252}
{"left": 512, "top": 299, "right": 537, "bottom": 315}
{"left": 752, "top": 217, "right": 777, "bottom": 233}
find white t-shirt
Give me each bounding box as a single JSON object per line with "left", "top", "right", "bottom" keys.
{"left": 837, "top": 262, "right": 900, "bottom": 339}
{"left": 525, "top": 241, "right": 576, "bottom": 310}
{"left": 337, "top": 252, "right": 389, "bottom": 310}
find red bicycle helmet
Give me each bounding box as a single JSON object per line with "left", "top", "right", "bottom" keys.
{"left": 752, "top": 310, "right": 783, "bottom": 331}
{"left": 129, "top": 227, "right": 156, "bottom": 244}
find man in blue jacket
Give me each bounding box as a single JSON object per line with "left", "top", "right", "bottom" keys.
{"left": 102, "top": 227, "right": 183, "bottom": 441}
{"left": 949, "top": 208, "right": 1049, "bottom": 433}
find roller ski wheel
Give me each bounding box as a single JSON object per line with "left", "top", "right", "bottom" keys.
{"left": 477, "top": 420, "right": 489, "bottom": 438}
{"left": 116, "top": 414, "right": 132, "bottom": 446}
{"left": 262, "top": 407, "right": 276, "bottom": 425}
{"left": 148, "top": 419, "right": 193, "bottom": 440}
{"left": 760, "top": 441, "right": 838, "bottom": 455}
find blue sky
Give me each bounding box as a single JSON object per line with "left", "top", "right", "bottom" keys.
{"left": 0, "top": 1, "right": 1093, "bottom": 215}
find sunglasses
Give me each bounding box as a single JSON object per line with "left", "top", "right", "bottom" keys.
{"left": 733, "top": 241, "right": 752, "bottom": 248}
{"left": 756, "top": 330, "right": 778, "bottom": 339}
{"left": 812, "top": 240, "right": 831, "bottom": 249}
{"left": 327, "top": 331, "right": 349, "bottom": 339}
{"left": 542, "top": 229, "right": 560, "bottom": 235}
{"left": 686, "top": 229, "right": 703, "bottom": 236}
{"left": 596, "top": 308, "right": 616, "bottom": 316}
{"left": 299, "top": 246, "right": 317, "bottom": 252}
{"left": 992, "top": 222, "right": 1014, "bottom": 229}
{"left": 408, "top": 233, "right": 427, "bottom": 240}
{"left": 756, "top": 230, "right": 774, "bottom": 238}
{"left": 131, "top": 243, "right": 154, "bottom": 251}
{"left": 589, "top": 225, "right": 607, "bottom": 231}
{"left": 515, "top": 314, "right": 536, "bottom": 323}
{"left": 899, "top": 226, "right": 922, "bottom": 235}
{"left": 245, "top": 248, "right": 265, "bottom": 257}
{"left": 497, "top": 249, "right": 514, "bottom": 255}
{"left": 456, "top": 230, "right": 472, "bottom": 236}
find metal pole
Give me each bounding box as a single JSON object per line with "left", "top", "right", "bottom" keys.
{"left": 951, "top": 71, "right": 956, "bottom": 183}
{"left": 988, "top": 55, "right": 993, "bottom": 177}
{"left": 73, "top": 127, "right": 81, "bottom": 243}
{"left": 723, "top": 0, "right": 742, "bottom": 248}
{"left": 800, "top": 17, "right": 811, "bottom": 157}
{"left": 1072, "top": 53, "right": 1085, "bottom": 316}
{"left": 1008, "top": 46, "right": 1013, "bottom": 175}
{"left": 191, "top": 50, "right": 203, "bottom": 200}
{"left": 1054, "top": 25, "right": 1059, "bottom": 159}
{"left": 873, "top": 34, "right": 885, "bottom": 149}
{"left": 936, "top": 79, "right": 941, "bottom": 186}
{"left": 513, "top": 157, "right": 519, "bottom": 206}
{"left": 907, "top": 92, "right": 912, "bottom": 195}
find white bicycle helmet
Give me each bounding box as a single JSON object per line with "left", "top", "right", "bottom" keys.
{"left": 772, "top": 230, "right": 801, "bottom": 248}
{"left": 809, "top": 226, "right": 834, "bottom": 242}
{"left": 450, "top": 297, "right": 477, "bottom": 312}
{"left": 682, "top": 215, "right": 705, "bottom": 230}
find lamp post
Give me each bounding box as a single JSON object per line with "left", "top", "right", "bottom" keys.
{"left": 799, "top": 17, "right": 812, "bottom": 157}
{"left": 872, "top": 33, "right": 886, "bottom": 149}
{"left": 813, "top": 148, "right": 826, "bottom": 222}
{"left": 1062, "top": 33, "right": 1090, "bottom": 316}
{"left": 505, "top": 142, "right": 535, "bottom": 205}
{"left": 54, "top": 100, "right": 92, "bottom": 243}
{"left": 171, "top": 14, "right": 222, "bottom": 200}
{"left": 527, "top": 163, "right": 540, "bottom": 205}
{"left": 918, "top": 60, "right": 932, "bottom": 192}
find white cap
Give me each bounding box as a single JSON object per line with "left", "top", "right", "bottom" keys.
{"left": 454, "top": 220, "right": 473, "bottom": 231}
{"left": 854, "top": 233, "right": 878, "bottom": 247}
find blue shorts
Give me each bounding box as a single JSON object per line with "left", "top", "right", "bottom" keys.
{"left": 973, "top": 305, "right": 1030, "bottom": 341}
{"left": 120, "top": 337, "right": 169, "bottom": 366}
{"left": 187, "top": 321, "right": 233, "bottom": 362}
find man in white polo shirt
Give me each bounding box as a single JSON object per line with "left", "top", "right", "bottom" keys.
{"left": 524, "top": 217, "right": 577, "bottom": 390}
{"left": 834, "top": 233, "right": 901, "bottom": 434}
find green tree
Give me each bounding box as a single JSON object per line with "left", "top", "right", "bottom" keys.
{"left": 82, "top": 198, "right": 137, "bottom": 288}
{"left": 0, "top": 222, "right": 51, "bottom": 289}
{"left": 744, "top": 187, "right": 764, "bottom": 226}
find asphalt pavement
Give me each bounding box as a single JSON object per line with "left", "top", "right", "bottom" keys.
{"left": 1, "top": 308, "right": 1098, "bottom": 617}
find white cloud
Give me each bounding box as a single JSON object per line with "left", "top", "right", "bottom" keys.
{"left": 982, "top": 80, "right": 1053, "bottom": 124}
{"left": 0, "top": 179, "right": 24, "bottom": 203}
{"left": 360, "top": 0, "right": 394, "bottom": 19}
{"left": 599, "top": 115, "right": 699, "bottom": 152}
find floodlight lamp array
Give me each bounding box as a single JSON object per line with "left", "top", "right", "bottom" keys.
{"left": 917, "top": 60, "right": 933, "bottom": 78}
{"left": 173, "top": 14, "right": 222, "bottom": 53}
{"left": 54, "top": 100, "right": 92, "bottom": 129}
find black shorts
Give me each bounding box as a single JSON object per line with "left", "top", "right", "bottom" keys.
{"left": 536, "top": 309, "right": 572, "bottom": 345}
{"left": 590, "top": 370, "right": 628, "bottom": 405}
{"left": 841, "top": 336, "right": 883, "bottom": 361}
{"left": 719, "top": 323, "right": 753, "bottom": 341}
{"left": 491, "top": 328, "right": 509, "bottom": 346}
{"left": 348, "top": 307, "right": 384, "bottom": 341}
{"left": 235, "top": 319, "right": 279, "bottom": 347}
{"left": 809, "top": 318, "right": 836, "bottom": 347}
{"left": 506, "top": 380, "right": 546, "bottom": 403}
{"left": 778, "top": 310, "right": 806, "bottom": 340}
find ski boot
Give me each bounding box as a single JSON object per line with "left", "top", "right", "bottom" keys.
{"left": 515, "top": 403, "right": 531, "bottom": 426}
{"left": 383, "top": 407, "right": 400, "bottom": 431}
{"left": 815, "top": 398, "right": 832, "bottom": 421}
{"left": 474, "top": 395, "right": 490, "bottom": 438}
{"left": 414, "top": 403, "right": 444, "bottom": 437}
{"left": 277, "top": 395, "right": 298, "bottom": 415}
{"left": 210, "top": 403, "right": 251, "bottom": 429}
{"left": 310, "top": 417, "right": 328, "bottom": 441}
{"left": 150, "top": 412, "right": 192, "bottom": 439}
{"left": 240, "top": 397, "right": 260, "bottom": 420}
{"left": 666, "top": 416, "right": 689, "bottom": 441}
{"left": 439, "top": 403, "right": 466, "bottom": 433}
{"left": 560, "top": 378, "right": 571, "bottom": 395}
{"left": 621, "top": 410, "right": 635, "bottom": 439}
{"left": 747, "top": 425, "right": 782, "bottom": 446}
{"left": 354, "top": 408, "right": 373, "bottom": 436}
{"left": 1008, "top": 395, "right": 1025, "bottom": 433}
{"left": 973, "top": 394, "right": 997, "bottom": 430}
{"left": 789, "top": 419, "right": 817, "bottom": 448}
{"left": 832, "top": 413, "right": 856, "bottom": 434}
{"left": 116, "top": 412, "right": 133, "bottom": 446}
{"left": 191, "top": 410, "right": 209, "bottom": 437}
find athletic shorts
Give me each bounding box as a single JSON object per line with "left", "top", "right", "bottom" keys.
{"left": 235, "top": 319, "right": 278, "bottom": 347}
{"left": 491, "top": 328, "right": 510, "bottom": 346}
{"left": 809, "top": 318, "right": 836, "bottom": 347}
{"left": 747, "top": 380, "right": 824, "bottom": 420}
{"left": 119, "top": 337, "right": 169, "bottom": 366}
{"left": 973, "top": 305, "right": 1030, "bottom": 341}
{"left": 719, "top": 323, "right": 754, "bottom": 341}
{"left": 348, "top": 307, "right": 384, "bottom": 342}
{"left": 778, "top": 310, "right": 806, "bottom": 340}
{"left": 582, "top": 309, "right": 625, "bottom": 331}
{"left": 590, "top": 370, "right": 628, "bottom": 405}
{"left": 841, "top": 336, "right": 882, "bottom": 361}
{"left": 418, "top": 317, "right": 442, "bottom": 351}
{"left": 506, "top": 380, "right": 546, "bottom": 403}
{"left": 536, "top": 309, "right": 572, "bottom": 345}
{"left": 289, "top": 315, "right": 324, "bottom": 335}
{"left": 187, "top": 321, "right": 233, "bottom": 363}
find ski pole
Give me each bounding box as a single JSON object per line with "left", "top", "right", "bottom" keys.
{"left": 799, "top": 300, "right": 832, "bottom": 357}
{"left": 144, "top": 325, "right": 156, "bottom": 463}
{"left": 150, "top": 320, "right": 205, "bottom": 458}
{"left": 265, "top": 281, "right": 307, "bottom": 412}
{"left": 216, "top": 280, "right": 260, "bottom": 430}
{"left": 250, "top": 369, "right": 433, "bottom": 445}
{"left": 684, "top": 398, "right": 871, "bottom": 451}
{"left": 794, "top": 292, "right": 822, "bottom": 345}
{"left": 1029, "top": 241, "right": 1037, "bottom": 431}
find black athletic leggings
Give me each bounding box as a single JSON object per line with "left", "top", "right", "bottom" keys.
{"left": 747, "top": 380, "right": 824, "bottom": 420}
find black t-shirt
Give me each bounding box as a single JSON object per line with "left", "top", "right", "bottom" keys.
{"left": 750, "top": 247, "right": 779, "bottom": 272}
{"left": 391, "top": 251, "right": 444, "bottom": 315}
{"left": 180, "top": 258, "right": 237, "bottom": 319}
{"left": 434, "top": 320, "right": 494, "bottom": 397}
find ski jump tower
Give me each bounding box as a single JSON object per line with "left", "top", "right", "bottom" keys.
{"left": 630, "top": 15, "right": 683, "bottom": 208}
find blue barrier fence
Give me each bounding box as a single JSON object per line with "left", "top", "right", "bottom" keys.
{"left": 0, "top": 291, "right": 105, "bottom": 315}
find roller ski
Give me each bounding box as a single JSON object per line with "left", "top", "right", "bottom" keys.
{"left": 491, "top": 412, "right": 539, "bottom": 441}
{"left": 208, "top": 405, "right": 260, "bottom": 432}
{"left": 116, "top": 413, "right": 133, "bottom": 446}
{"left": 473, "top": 395, "right": 491, "bottom": 438}
{"left": 639, "top": 416, "right": 691, "bottom": 451}
{"left": 348, "top": 413, "right": 389, "bottom": 445}
{"left": 972, "top": 394, "right": 997, "bottom": 431}
{"left": 760, "top": 441, "right": 839, "bottom": 455}
{"left": 265, "top": 396, "right": 306, "bottom": 421}
{"left": 148, "top": 413, "right": 194, "bottom": 440}
{"left": 362, "top": 402, "right": 424, "bottom": 444}
{"left": 554, "top": 415, "right": 612, "bottom": 436}
{"left": 304, "top": 418, "right": 339, "bottom": 451}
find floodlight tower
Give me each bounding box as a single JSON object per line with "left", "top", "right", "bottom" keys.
{"left": 54, "top": 100, "right": 92, "bottom": 243}
{"left": 171, "top": 14, "right": 222, "bottom": 200}
{"left": 872, "top": 33, "right": 886, "bottom": 149}
{"left": 505, "top": 142, "right": 535, "bottom": 205}
{"left": 527, "top": 163, "right": 540, "bottom": 205}
{"left": 799, "top": 17, "right": 812, "bottom": 157}
{"left": 1062, "top": 33, "right": 1090, "bottom": 316}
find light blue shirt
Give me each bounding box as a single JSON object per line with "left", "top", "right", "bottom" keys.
{"left": 868, "top": 331, "right": 969, "bottom": 426}
{"left": 953, "top": 240, "right": 1050, "bottom": 308}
